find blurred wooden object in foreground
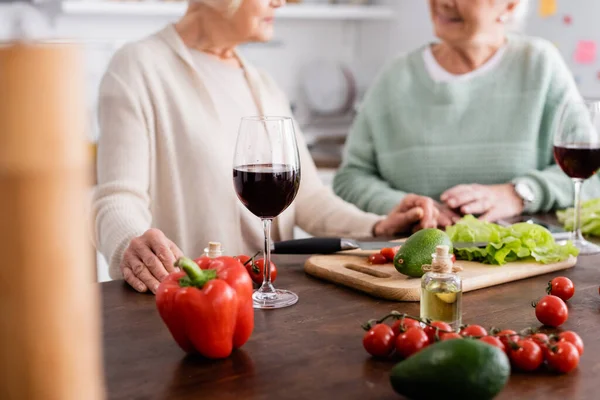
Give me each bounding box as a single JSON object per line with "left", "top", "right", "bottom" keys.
{"left": 0, "top": 42, "right": 105, "bottom": 400}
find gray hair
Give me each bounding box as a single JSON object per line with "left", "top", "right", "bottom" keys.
{"left": 506, "top": 0, "right": 530, "bottom": 32}
{"left": 188, "top": 0, "right": 243, "bottom": 14}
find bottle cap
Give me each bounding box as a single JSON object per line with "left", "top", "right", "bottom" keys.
{"left": 423, "top": 245, "right": 461, "bottom": 274}
{"left": 435, "top": 245, "right": 450, "bottom": 257}
{"left": 204, "top": 242, "right": 223, "bottom": 258}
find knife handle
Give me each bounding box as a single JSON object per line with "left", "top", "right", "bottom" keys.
{"left": 271, "top": 238, "right": 345, "bottom": 254}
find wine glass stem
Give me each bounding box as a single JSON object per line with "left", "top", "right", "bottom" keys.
{"left": 258, "top": 218, "right": 276, "bottom": 294}
{"left": 572, "top": 179, "right": 585, "bottom": 243}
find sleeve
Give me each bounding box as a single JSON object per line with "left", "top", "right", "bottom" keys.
{"left": 513, "top": 44, "right": 600, "bottom": 213}
{"left": 292, "top": 121, "right": 384, "bottom": 238}
{"left": 91, "top": 62, "right": 153, "bottom": 279}
{"left": 333, "top": 92, "right": 408, "bottom": 216}
{"left": 257, "top": 72, "right": 384, "bottom": 237}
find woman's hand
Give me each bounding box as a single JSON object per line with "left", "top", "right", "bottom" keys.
{"left": 120, "top": 229, "right": 184, "bottom": 294}
{"left": 440, "top": 183, "right": 524, "bottom": 222}
{"left": 435, "top": 202, "right": 461, "bottom": 228}
{"left": 374, "top": 194, "right": 439, "bottom": 236}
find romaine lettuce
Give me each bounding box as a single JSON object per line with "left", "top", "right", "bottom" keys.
{"left": 557, "top": 198, "right": 600, "bottom": 237}
{"left": 446, "top": 216, "right": 579, "bottom": 265}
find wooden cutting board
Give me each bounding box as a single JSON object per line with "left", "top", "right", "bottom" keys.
{"left": 304, "top": 252, "right": 577, "bottom": 302}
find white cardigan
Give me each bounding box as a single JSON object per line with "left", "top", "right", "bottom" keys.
{"left": 93, "top": 25, "right": 382, "bottom": 279}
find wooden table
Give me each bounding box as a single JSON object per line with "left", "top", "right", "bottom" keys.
{"left": 102, "top": 250, "right": 600, "bottom": 400}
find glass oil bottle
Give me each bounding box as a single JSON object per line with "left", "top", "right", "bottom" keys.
{"left": 420, "top": 245, "right": 463, "bottom": 330}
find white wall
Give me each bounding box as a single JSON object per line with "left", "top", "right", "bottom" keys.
{"left": 50, "top": 13, "right": 373, "bottom": 143}
{"left": 358, "top": 0, "right": 433, "bottom": 84}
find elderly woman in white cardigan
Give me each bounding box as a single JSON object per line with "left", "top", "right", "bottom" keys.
{"left": 93, "top": 0, "right": 439, "bottom": 293}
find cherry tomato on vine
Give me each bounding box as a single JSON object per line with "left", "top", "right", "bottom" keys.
{"left": 546, "top": 341, "right": 580, "bottom": 374}
{"left": 480, "top": 336, "right": 505, "bottom": 352}
{"left": 535, "top": 295, "right": 568, "bottom": 328}
{"left": 460, "top": 325, "right": 488, "bottom": 338}
{"left": 508, "top": 339, "right": 544, "bottom": 372}
{"left": 391, "top": 318, "right": 421, "bottom": 336}
{"left": 440, "top": 332, "right": 463, "bottom": 341}
{"left": 559, "top": 331, "right": 584, "bottom": 356}
{"left": 368, "top": 253, "right": 388, "bottom": 265}
{"left": 380, "top": 247, "right": 398, "bottom": 262}
{"left": 235, "top": 255, "right": 277, "bottom": 285}
{"left": 529, "top": 333, "right": 549, "bottom": 346}
{"left": 547, "top": 277, "right": 575, "bottom": 301}
{"left": 363, "top": 324, "right": 395, "bottom": 358}
{"left": 525, "top": 333, "right": 551, "bottom": 358}
{"left": 395, "top": 327, "right": 430, "bottom": 358}
{"left": 496, "top": 329, "right": 519, "bottom": 350}
{"left": 233, "top": 254, "right": 250, "bottom": 265}
{"left": 423, "top": 321, "right": 452, "bottom": 343}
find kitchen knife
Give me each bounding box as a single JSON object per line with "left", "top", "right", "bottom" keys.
{"left": 270, "top": 238, "right": 487, "bottom": 255}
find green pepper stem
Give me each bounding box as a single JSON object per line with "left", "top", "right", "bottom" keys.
{"left": 175, "top": 257, "right": 217, "bottom": 288}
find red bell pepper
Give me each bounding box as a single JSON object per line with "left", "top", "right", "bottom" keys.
{"left": 156, "top": 255, "right": 254, "bottom": 359}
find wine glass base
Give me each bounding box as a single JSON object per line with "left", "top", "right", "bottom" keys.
{"left": 571, "top": 239, "right": 600, "bottom": 256}
{"left": 252, "top": 289, "right": 298, "bottom": 309}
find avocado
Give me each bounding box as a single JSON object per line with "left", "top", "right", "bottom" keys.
{"left": 390, "top": 339, "right": 510, "bottom": 400}
{"left": 394, "top": 228, "right": 453, "bottom": 278}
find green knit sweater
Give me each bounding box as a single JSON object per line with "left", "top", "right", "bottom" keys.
{"left": 333, "top": 35, "right": 600, "bottom": 216}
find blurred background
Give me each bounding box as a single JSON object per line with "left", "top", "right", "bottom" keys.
{"left": 3, "top": 0, "right": 599, "bottom": 281}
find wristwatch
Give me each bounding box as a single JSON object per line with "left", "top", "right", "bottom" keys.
{"left": 513, "top": 181, "right": 535, "bottom": 207}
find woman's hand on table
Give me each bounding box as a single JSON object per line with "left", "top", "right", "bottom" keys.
{"left": 121, "top": 229, "right": 184, "bottom": 294}
{"left": 374, "top": 194, "right": 439, "bottom": 236}
{"left": 435, "top": 202, "right": 461, "bottom": 228}
{"left": 440, "top": 183, "right": 524, "bottom": 222}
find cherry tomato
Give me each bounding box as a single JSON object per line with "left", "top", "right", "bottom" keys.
{"left": 450, "top": 254, "right": 456, "bottom": 263}
{"left": 559, "top": 331, "right": 584, "bottom": 356}
{"left": 535, "top": 295, "right": 568, "bottom": 328}
{"left": 460, "top": 325, "right": 488, "bottom": 338}
{"left": 368, "top": 253, "right": 388, "bottom": 265}
{"left": 194, "top": 255, "right": 214, "bottom": 270}
{"left": 527, "top": 333, "right": 551, "bottom": 358}
{"left": 380, "top": 247, "right": 397, "bottom": 262}
{"left": 363, "top": 324, "right": 395, "bottom": 358}
{"left": 424, "top": 321, "right": 453, "bottom": 343}
{"left": 233, "top": 254, "right": 251, "bottom": 265}
{"left": 395, "top": 327, "right": 430, "bottom": 358}
{"left": 508, "top": 339, "right": 544, "bottom": 372}
{"left": 235, "top": 255, "right": 277, "bottom": 285}
{"left": 480, "top": 336, "right": 505, "bottom": 352}
{"left": 529, "top": 333, "right": 549, "bottom": 349}
{"left": 546, "top": 341, "right": 580, "bottom": 374}
{"left": 440, "top": 332, "right": 463, "bottom": 341}
{"left": 496, "top": 329, "right": 519, "bottom": 350}
{"left": 391, "top": 318, "right": 422, "bottom": 336}
{"left": 529, "top": 333, "right": 549, "bottom": 345}
{"left": 547, "top": 277, "right": 575, "bottom": 301}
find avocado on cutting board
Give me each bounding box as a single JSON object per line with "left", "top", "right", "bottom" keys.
{"left": 303, "top": 253, "right": 576, "bottom": 302}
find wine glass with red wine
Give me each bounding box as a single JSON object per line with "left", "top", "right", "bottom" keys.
{"left": 233, "top": 116, "right": 301, "bottom": 309}
{"left": 553, "top": 100, "right": 600, "bottom": 255}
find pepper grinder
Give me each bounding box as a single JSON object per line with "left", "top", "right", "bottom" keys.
{"left": 0, "top": 4, "right": 104, "bottom": 399}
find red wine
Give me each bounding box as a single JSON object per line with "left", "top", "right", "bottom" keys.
{"left": 233, "top": 164, "right": 300, "bottom": 219}
{"left": 554, "top": 144, "right": 600, "bottom": 180}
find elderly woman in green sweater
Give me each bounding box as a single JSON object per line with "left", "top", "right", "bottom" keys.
{"left": 333, "top": 0, "right": 600, "bottom": 226}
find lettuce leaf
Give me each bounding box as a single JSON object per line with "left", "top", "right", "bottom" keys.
{"left": 557, "top": 198, "right": 600, "bottom": 237}
{"left": 447, "top": 216, "right": 579, "bottom": 265}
